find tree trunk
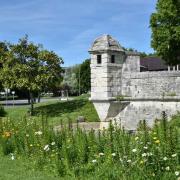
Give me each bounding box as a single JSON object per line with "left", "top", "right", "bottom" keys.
{"left": 28, "top": 93, "right": 30, "bottom": 104}
{"left": 30, "top": 92, "right": 34, "bottom": 115}
{"left": 38, "top": 92, "right": 41, "bottom": 103}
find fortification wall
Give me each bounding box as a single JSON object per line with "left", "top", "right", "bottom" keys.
{"left": 115, "top": 101, "right": 180, "bottom": 130}
{"left": 121, "top": 71, "right": 180, "bottom": 98}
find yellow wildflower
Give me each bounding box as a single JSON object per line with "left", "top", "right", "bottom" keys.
{"left": 153, "top": 137, "right": 157, "bottom": 140}
{"left": 155, "top": 140, "right": 160, "bottom": 144}
{"left": 135, "top": 137, "right": 139, "bottom": 141}
{"left": 2, "top": 131, "right": 11, "bottom": 138}
{"left": 140, "top": 160, "right": 144, "bottom": 164}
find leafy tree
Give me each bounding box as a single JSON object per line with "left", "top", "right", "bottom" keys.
{"left": 150, "top": 0, "right": 180, "bottom": 65}
{"left": 76, "top": 59, "right": 91, "bottom": 94}
{"left": 0, "top": 42, "right": 9, "bottom": 91}
{"left": 0, "top": 36, "right": 63, "bottom": 114}
{"left": 77, "top": 59, "right": 90, "bottom": 94}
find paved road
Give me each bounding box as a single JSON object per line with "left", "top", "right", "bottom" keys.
{"left": 0, "top": 97, "right": 71, "bottom": 108}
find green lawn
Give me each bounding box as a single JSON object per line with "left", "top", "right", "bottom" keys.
{"left": 0, "top": 94, "right": 99, "bottom": 180}
{"left": 0, "top": 153, "right": 59, "bottom": 180}
{"left": 4, "top": 94, "right": 99, "bottom": 126}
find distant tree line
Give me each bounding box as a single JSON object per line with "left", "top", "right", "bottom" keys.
{"left": 123, "top": 47, "right": 158, "bottom": 58}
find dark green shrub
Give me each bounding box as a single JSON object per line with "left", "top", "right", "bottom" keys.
{"left": 0, "top": 105, "right": 6, "bottom": 117}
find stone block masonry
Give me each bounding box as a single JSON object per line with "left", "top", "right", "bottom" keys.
{"left": 89, "top": 34, "right": 180, "bottom": 129}
{"left": 122, "top": 71, "right": 180, "bottom": 98}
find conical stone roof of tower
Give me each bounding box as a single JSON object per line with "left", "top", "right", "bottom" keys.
{"left": 89, "top": 34, "right": 124, "bottom": 52}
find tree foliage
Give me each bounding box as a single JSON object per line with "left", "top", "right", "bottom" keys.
{"left": 122, "top": 47, "right": 157, "bottom": 58}
{"left": 62, "top": 59, "right": 91, "bottom": 95}
{"left": 78, "top": 59, "right": 90, "bottom": 94}
{"left": 150, "top": 0, "right": 180, "bottom": 65}
{"left": 0, "top": 42, "right": 9, "bottom": 90}
{"left": 0, "top": 35, "right": 63, "bottom": 114}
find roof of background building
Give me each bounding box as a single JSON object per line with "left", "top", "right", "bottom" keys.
{"left": 140, "top": 57, "right": 168, "bottom": 71}
{"left": 89, "top": 34, "right": 124, "bottom": 52}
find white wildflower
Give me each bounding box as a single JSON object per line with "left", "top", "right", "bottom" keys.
{"left": 26, "top": 134, "right": 29, "bottom": 137}
{"left": 99, "top": 152, "right": 104, "bottom": 156}
{"left": 172, "top": 154, "right": 177, "bottom": 157}
{"left": 35, "top": 131, "right": 42, "bottom": 135}
{"left": 165, "top": 166, "right": 170, "bottom": 171}
{"left": 147, "top": 152, "right": 153, "bottom": 156}
{"left": 112, "top": 153, "right": 116, "bottom": 157}
{"left": 10, "top": 153, "right": 15, "bottom": 160}
{"left": 132, "top": 149, "right": 137, "bottom": 153}
{"left": 175, "top": 171, "right": 180, "bottom": 176}
{"left": 143, "top": 146, "right": 148, "bottom": 150}
{"left": 142, "top": 153, "right": 147, "bottom": 157}
{"left": 163, "top": 157, "right": 168, "bottom": 161}
{"left": 135, "top": 137, "right": 139, "bottom": 141}
{"left": 92, "top": 159, "right": 97, "bottom": 163}
{"left": 51, "top": 142, "right": 55, "bottom": 146}
{"left": 127, "top": 159, "right": 132, "bottom": 163}
{"left": 44, "top": 145, "right": 50, "bottom": 151}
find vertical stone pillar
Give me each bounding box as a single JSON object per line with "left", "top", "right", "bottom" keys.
{"left": 168, "top": 66, "right": 170, "bottom": 71}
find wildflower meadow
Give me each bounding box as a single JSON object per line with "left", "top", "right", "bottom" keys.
{"left": 0, "top": 112, "right": 180, "bottom": 179}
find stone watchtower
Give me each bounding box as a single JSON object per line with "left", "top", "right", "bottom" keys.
{"left": 89, "top": 34, "right": 125, "bottom": 100}
{"left": 89, "top": 35, "right": 125, "bottom": 120}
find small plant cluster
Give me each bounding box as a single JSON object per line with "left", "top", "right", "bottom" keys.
{"left": 0, "top": 105, "right": 6, "bottom": 117}
{"left": 116, "top": 95, "right": 124, "bottom": 101}
{"left": 0, "top": 113, "right": 180, "bottom": 179}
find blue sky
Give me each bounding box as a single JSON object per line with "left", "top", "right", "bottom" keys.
{"left": 0, "top": 0, "right": 157, "bottom": 67}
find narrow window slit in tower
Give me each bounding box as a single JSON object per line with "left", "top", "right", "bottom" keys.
{"left": 97, "top": 55, "right": 102, "bottom": 64}
{"left": 111, "top": 55, "right": 115, "bottom": 63}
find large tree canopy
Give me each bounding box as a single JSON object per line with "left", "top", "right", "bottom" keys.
{"left": 0, "top": 36, "right": 63, "bottom": 113}
{"left": 150, "top": 0, "right": 180, "bottom": 65}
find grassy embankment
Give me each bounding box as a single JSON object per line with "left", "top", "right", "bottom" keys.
{"left": 4, "top": 94, "right": 99, "bottom": 126}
